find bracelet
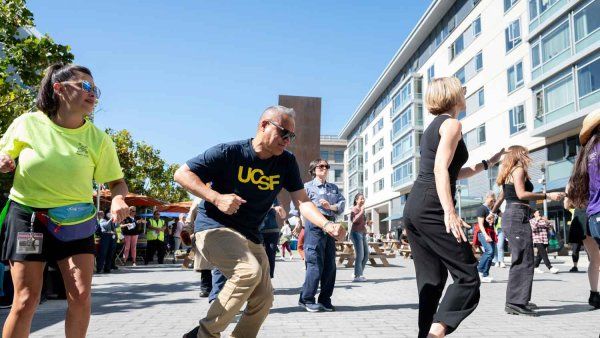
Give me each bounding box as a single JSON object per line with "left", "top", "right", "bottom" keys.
{"left": 482, "top": 160, "right": 489, "bottom": 170}
{"left": 544, "top": 192, "right": 547, "bottom": 200}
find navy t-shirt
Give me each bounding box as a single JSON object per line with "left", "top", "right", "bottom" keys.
{"left": 476, "top": 205, "right": 493, "bottom": 229}
{"left": 186, "top": 139, "right": 304, "bottom": 243}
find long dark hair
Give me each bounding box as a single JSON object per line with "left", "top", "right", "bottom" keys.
{"left": 353, "top": 193, "right": 364, "bottom": 206}
{"left": 567, "top": 129, "right": 600, "bottom": 208}
{"left": 36, "top": 63, "right": 92, "bottom": 117}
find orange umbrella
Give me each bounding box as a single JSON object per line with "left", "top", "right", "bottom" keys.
{"left": 157, "top": 201, "right": 193, "bottom": 213}
{"left": 94, "top": 190, "right": 165, "bottom": 207}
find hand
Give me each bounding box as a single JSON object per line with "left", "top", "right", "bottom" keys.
{"left": 486, "top": 213, "right": 496, "bottom": 224}
{"left": 319, "top": 199, "right": 331, "bottom": 210}
{"left": 273, "top": 206, "right": 287, "bottom": 219}
{"left": 214, "top": 193, "right": 246, "bottom": 215}
{"left": 292, "top": 224, "right": 302, "bottom": 237}
{"left": 324, "top": 222, "right": 346, "bottom": 241}
{"left": 110, "top": 196, "right": 130, "bottom": 224}
{"left": 360, "top": 204, "right": 365, "bottom": 212}
{"left": 0, "top": 154, "right": 15, "bottom": 173}
{"left": 547, "top": 192, "right": 565, "bottom": 201}
{"left": 484, "top": 234, "right": 492, "bottom": 243}
{"left": 489, "top": 148, "right": 506, "bottom": 166}
{"left": 444, "top": 211, "right": 468, "bottom": 243}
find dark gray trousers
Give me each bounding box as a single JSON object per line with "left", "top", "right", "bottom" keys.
{"left": 503, "top": 204, "right": 534, "bottom": 306}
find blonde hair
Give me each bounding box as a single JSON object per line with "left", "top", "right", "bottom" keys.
{"left": 425, "top": 77, "right": 463, "bottom": 115}
{"left": 496, "top": 145, "right": 531, "bottom": 186}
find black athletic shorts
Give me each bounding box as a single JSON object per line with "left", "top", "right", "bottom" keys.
{"left": 1, "top": 201, "right": 95, "bottom": 262}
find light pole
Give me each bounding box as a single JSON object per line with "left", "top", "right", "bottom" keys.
{"left": 456, "top": 185, "right": 464, "bottom": 218}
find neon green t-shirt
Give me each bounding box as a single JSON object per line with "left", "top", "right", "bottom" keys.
{"left": 0, "top": 111, "right": 124, "bottom": 208}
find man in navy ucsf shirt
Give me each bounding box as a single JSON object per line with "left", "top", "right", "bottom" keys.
{"left": 175, "top": 105, "right": 346, "bottom": 338}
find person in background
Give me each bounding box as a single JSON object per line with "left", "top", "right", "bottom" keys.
{"left": 173, "top": 213, "right": 185, "bottom": 252}
{"left": 566, "top": 208, "right": 586, "bottom": 272}
{"left": 121, "top": 206, "right": 143, "bottom": 266}
{"left": 145, "top": 210, "right": 166, "bottom": 264}
{"left": 95, "top": 211, "right": 116, "bottom": 274}
{"left": 186, "top": 197, "right": 214, "bottom": 298}
{"left": 261, "top": 199, "right": 286, "bottom": 277}
{"left": 279, "top": 220, "right": 294, "bottom": 261}
{"left": 565, "top": 110, "right": 600, "bottom": 309}
{"left": 291, "top": 215, "right": 305, "bottom": 261}
{"left": 492, "top": 215, "right": 506, "bottom": 268}
{"left": 350, "top": 193, "right": 369, "bottom": 282}
{"left": 530, "top": 210, "right": 559, "bottom": 274}
{"left": 473, "top": 192, "right": 497, "bottom": 283}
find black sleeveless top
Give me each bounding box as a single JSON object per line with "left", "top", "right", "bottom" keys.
{"left": 503, "top": 178, "right": 534, "bottom": 204}
{"left": 416, "top": 114, "right": 469, "bottom": 196}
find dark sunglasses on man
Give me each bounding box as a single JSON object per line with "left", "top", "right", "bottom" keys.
{"left": 267, "top": 120, "right": 296, "bottom": 142}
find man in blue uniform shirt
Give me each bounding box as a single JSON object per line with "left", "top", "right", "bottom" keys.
{"left": 175, "top": 105, "right": 346, "bottom": 338}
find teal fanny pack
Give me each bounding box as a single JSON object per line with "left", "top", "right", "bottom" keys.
{"left": 28, "top": 202, "right": 97, "bottom": 242}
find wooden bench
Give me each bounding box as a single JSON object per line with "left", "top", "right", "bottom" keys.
{"left": 367, "top": 242, "right": 396, "bottom": 267}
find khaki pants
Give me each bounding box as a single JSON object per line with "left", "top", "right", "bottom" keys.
{"left": 195, "top": 228, "right": 273, "bottom": 338}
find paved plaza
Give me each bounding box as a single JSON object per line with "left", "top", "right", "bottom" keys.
{"left": 1, "top": 253, "right": 598, "bottom": 337}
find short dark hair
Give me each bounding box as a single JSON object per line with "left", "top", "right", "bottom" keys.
{"left": 308, "top": 158, "right": 327, "bottom": 178}
{"left": 36, "top": 63, "right": 92, "bottom": 117}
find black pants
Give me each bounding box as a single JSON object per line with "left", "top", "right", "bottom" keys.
{"left": 96, "top": 233, "right": 116, "bottom": 272}
{"left": 404, "top": 182, "right": 480, "bottom": 337}
{"left": 534, "top": 243, "right": 552, "bottom": 269}
{"left": 572, "top": 242, "right": 583, "bottom": 263}
{"left": 262, "top": 231, "right": 279, "bottom": 278}
{"left": 145, "top": 239, "right": 165, "bottom": 264}
{"left": 200, "top": 269, "right": 212, "bottom": 293}
{"left": 503, "top": 204, "right": 534, "bottom": 306}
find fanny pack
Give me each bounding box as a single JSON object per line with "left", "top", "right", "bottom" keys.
{"left": 26, "top": 202, "right": 97, "bottom": 242}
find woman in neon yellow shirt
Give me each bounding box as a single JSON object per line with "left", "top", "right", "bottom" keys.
{"left": 0, "top": 63, "right": 130, "bottom": 338}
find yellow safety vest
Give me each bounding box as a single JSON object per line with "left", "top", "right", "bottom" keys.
{"left": 147, "top": 219, "right": 165, "bottom": 241}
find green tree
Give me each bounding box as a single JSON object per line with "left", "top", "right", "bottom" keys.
{"left": 0, "top": 0, "right": 74, "bottom": 193}
{"left": 107, "top": 129, "right": 188, "bottom": 203}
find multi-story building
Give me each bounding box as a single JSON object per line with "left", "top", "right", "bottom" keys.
{"left": 340, "top": 0, "right": 599, "bottom": 236}
{"left": 320, "top": 135, "right": 347, "bottom": 196}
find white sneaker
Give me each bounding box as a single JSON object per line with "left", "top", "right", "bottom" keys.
{"left": 534, "top": 268, "right": 544, "bottom": 274}
{"left": 352, "top": 277, "right": 362, "bottom": 282}
{"left": 132, "top": 263, "right": 137, "bottom": 267}
{"left": 481, "top": 276, "right": 493, "bottom": 283}
{"left": 358, "top": 276, "right": 367, "bottom": 282}
{"left": 494, "top": 262, "right": 500, "bottom": 267}
{"left": 499, "top": 262, "right": 506, "bottom": 268}
{"left": 478, "top": 272, "right": 484, "bottom": 279}
{"left": 549, "top": 267, "right": 559, "bottom": 274}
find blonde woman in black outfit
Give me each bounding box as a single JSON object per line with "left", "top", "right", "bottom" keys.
{"left": 403, "top": 77, "right": 504, "bottom": 338}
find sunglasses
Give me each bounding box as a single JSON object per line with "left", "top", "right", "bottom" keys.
{"left": 316, "top": 164, "right": 330, "bottom": 170}
{"left": 62, "top": 80, "right": 101, "bottom": 98}
{"left": 268, "top": 120, "right": 296, "bottom": 142}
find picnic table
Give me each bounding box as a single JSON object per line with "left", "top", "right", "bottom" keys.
{"left": 335, "top": 241, "right": 396, "bottom": 267}
{"left": 382, "top": 239, "right": 402, "bottom": 254}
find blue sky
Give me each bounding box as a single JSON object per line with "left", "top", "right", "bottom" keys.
{"left": 28, "top": 1, "right": 430, "bottom": 164}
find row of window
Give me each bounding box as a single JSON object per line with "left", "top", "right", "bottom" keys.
{"left": 348, "top": 0, "right": 481, "bottom": 141}
{"left": 531, "top": 0, "right": 599, "bottom": 80}
{"left": 450, "top": 16, "right": 482, "bottom": 61}
{"left": 320, "top": 150, "right": 344, "bottom": 163}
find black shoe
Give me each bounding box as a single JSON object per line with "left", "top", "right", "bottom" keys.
{"left": 103, "top": 270, "right": 111, "bottom": 274}
{"left": 526, "top": 302, "right": 538, "bottom": 310}
{"left": 589, "top": 291, "right": 600, "bottom": 309}
{"left": 199, "top": 290, "right": 209, "bottom": 298}
{"left": 569, "top": 266, "right": 578, "bottom": 272}
{"left": 111, "top": 266, "right": 118, "bottom": 270}
{"left": 183, "top": 326, "right": 200, "bottom": 338}
{"left": 95, "top": 270, "right": 103, "bottom": 274}
{"left": 505, "top": 303, "right": 538, "bottom": 316}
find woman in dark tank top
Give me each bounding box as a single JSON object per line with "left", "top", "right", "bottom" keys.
{"left": 403, "top": 77, "right": 504, "bottom": 338}
{"left": 490, "top": 145, "right": 564, "bottom": 316}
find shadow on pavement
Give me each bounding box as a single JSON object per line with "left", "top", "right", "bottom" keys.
{"left": 0, "top": 276, "right": 202, "bottom": 335}
{"left": 535, "top": 303, "right": 597, "bottom": 316}
{"left": 269, "top": 303, "right": 419, "bottom": 314}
